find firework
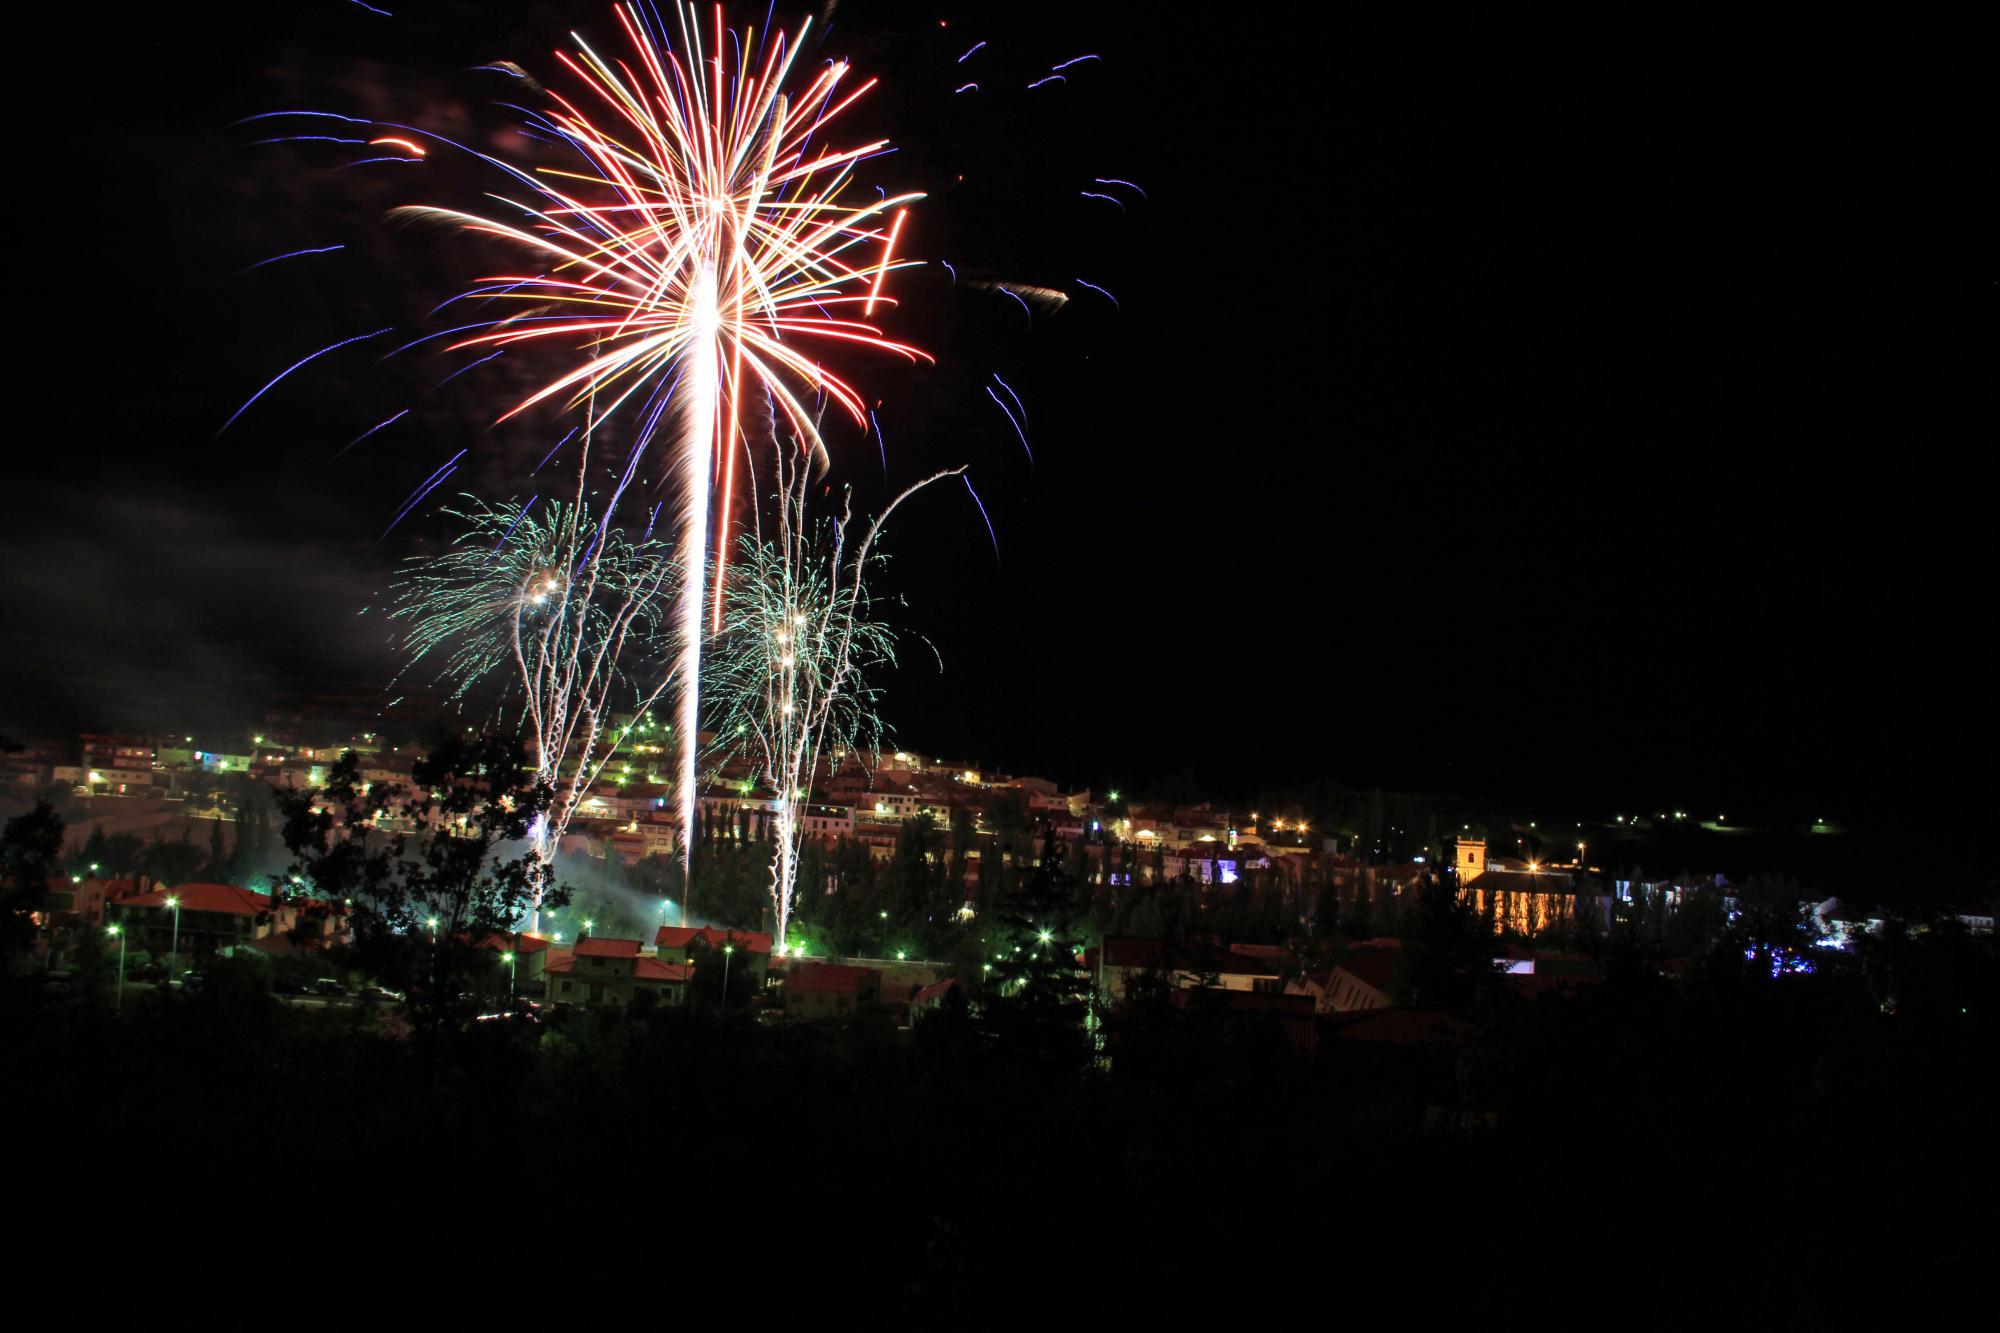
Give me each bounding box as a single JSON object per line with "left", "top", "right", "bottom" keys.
{"left": 707, "top": 440, "right": 965, "bottom": 953}
{"left": 391, "top": 496, "right": 680, "bottom": 927}
{"left": 393, "top": 3, "right": 931, "bottom": 875}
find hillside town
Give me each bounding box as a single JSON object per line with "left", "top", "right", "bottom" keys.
{"left": 7, "top": 720, "right": 1990, "bottom": 1030}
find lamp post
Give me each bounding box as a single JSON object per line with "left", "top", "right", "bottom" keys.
{"left": 426, "top": 915, "right": 439, "bottom": 944}
{"left": 502, "top": 950, "right": 517, "bottom": 997}
{"left": 165, "top": 894, "right": 182, "bottom": 984}
{"left": 721, "top": 943, "right": 735, "bottom": 1010}
{"left": 108, "top": 924, "right": 126, "bottom": 1010}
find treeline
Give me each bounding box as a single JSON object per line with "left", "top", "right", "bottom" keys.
{"left": 7, "top": 845, "right": 1994, "bottom": 1319}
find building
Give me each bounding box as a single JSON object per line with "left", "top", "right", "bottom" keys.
{"left": 543, "top": 935, "right": 690, "bottom": 1008}
{"left": 107, "top": 883, "right": 279, "bottom": 956}
{"left": 43, "top": 874, "right": 115, "bottom": 928}
{"left": 79, "top": 733, "right": 156, "bottom": 793}
{"left": 655, "top": 926, "right": 774, "bottom": 985}
{"left": 1088, "top": 936, "right": 1283, "bottom": 1005}
{"left": 907, "top": 977, "right": 963, "bottom": 1019}
{"left": 1459, "top": 866, "right": 1613, "bottom": 937}
{"left": 1161, "top": 843, "right": 1271, "bottom": 886}
{"left": 782, "top": 962, "right": 880, "bottom": 1020}
{"left": 798, "top": 803, "right": 855, "bottom": 842}
{"left": 474, "top": 932, "right": 554, "bottom": 990}
{"left": 1953, "top": 906, "right": 1995, "bottom": 935}
{"left": 1447, "top": 835, "right": 1487, "bottom": 884}
{"left": 1319, "top": 945, "right": 1400, "bottom": 1013}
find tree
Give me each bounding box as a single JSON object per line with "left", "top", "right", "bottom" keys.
{"left": 79, "top": 825, "right": 108, "bottom": 876}
{"left": 1394, "top": 870, "right": 1497, "bottom": 1015}
{"left": 974, "top": 859, "right": 1092, "bottom": 1071}
{"left": 687, "top": 938, "right": 756, "bottom": 1011}
{"left": 98, "top": 832, "right": 145, "bottom": 878}
{"left": 142, "top": 830, "right": 205, "bottom": 888}
{"left": 273, "top": 734, "right": 570, "bottom": 1030}
{"left": 205, "top": 817, "right": 230, "bottom": 881}
{"left": 1, "top": 802, "right": 64, "bottom": 967}
{"left": 1728, "top": 874, "right": 1811, "bottom": 971}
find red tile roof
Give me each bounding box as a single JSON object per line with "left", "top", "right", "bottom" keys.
{"left": 575, "top": 936, "right": 643, "bottom": 958}
{"left": 910, "top": 978, "right": 961, "bottom": 1007}
{"left": 786, "top": 962, "right": 878, "bottom": 995}
{"left": 1093, "top": 936, "right": 1280, "bottom": 977}
{"left": 1172, "top": 989, "right": 1317, "bottom": 1017}
{"left": 1322, "top": 1007, "right": 1475, "bottom": 1044}
{"left": 473, "top": 932, "right": 552, "bottom": 955}
{"left": 632, "top": 956, "right": 692, "bottom": 983}
{"left": 1333, "top": 946, "right": 1401, "bottom": 995}
{"left": 116, "top": 883, "right": 271, "bottom": 916}
{"left": 655, "top": 925, "right": 774, "bottom": 955}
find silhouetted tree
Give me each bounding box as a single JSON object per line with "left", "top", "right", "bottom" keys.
{"left": 273, "top": 735, "right": 569, "bottom": 1030}
{"left": 1, "top": 801, "right": 64, "bottom": 967}
{"left": 1394, "top": 870, "right": 1496, "bottom": 1014}
{"left": 142, "top": 830, "right": 204, "bottom": 887}
{"left": 687, "top": 937, "right": 756, "bottom": 1011}
{"left": 975, "top": 859, "right": 1091, "bottom": 1071}
{"left": 205, "top": 818, "right": 229, "bottom": 881}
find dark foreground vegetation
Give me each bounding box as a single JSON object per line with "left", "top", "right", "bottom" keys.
{"left": 9, "top": 915, "right": 1993, "bottom": 1323}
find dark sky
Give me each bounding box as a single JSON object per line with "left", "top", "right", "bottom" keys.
{"left": 6, "top": 1, "right": 1990, "bottom": 842}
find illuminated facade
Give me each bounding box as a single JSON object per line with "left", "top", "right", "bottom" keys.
{"left": 1459, "top": 868, "right": 1612, "bottom": 937}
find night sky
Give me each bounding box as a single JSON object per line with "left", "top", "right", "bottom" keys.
{"left": 6, "top": 2, "right": 1988, "bottom": 845}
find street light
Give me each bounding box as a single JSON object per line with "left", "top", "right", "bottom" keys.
{"left": 721, "top": 943, "right": 735, "bottom": 1009}
{"left": 426, "top": 915, "right": 439, "bottom": 943}
{"left": 502, "top": 950, "right": 517, "bottom": 996}
{"left": 108, "top": 924, "right": 126, "bottom": 1010}
{"left": 165, "top": 894, "right": 182, "bottom": 983}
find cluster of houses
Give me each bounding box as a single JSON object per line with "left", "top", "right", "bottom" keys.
{"left": 11, "top": 726, "right": 1991, "bottom": 976}
{"left": 7, "top": 726, "right": 1351, "bottom": 908}
{"left": 36, "top": 873, "right": 355, "bottom": 961}
{"left": 497, "top": 924, "right": 964, "bottom": 1023}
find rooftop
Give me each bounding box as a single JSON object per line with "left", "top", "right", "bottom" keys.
{"left": 656, "top": 926, "right": 775, "bottom": 955}
{"left": 115, "top": 883, "right": 271, "bottom": 916}
{"left": 787, "top": 962, "right": 879, "bottom": 995}
{"left": 575, "top": 936, "right": 643, "bottom": 959}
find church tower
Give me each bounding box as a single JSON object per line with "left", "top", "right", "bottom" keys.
{"left": 1447, "top": 835, "right": 1486, "bottom": 885}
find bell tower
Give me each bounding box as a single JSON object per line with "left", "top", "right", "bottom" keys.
{"left": 1448, "top": 836, "right": 1486, "bottom": 884}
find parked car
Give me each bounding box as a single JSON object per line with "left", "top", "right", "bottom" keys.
{"left": 475, "top": 1000, "right": 542, "bottom": 1025}
{"left": 312, "top": 978, "right": 348, "bottom": 997}
{"left": 358, "top": 985, "right": 404, "bottom": 1003}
